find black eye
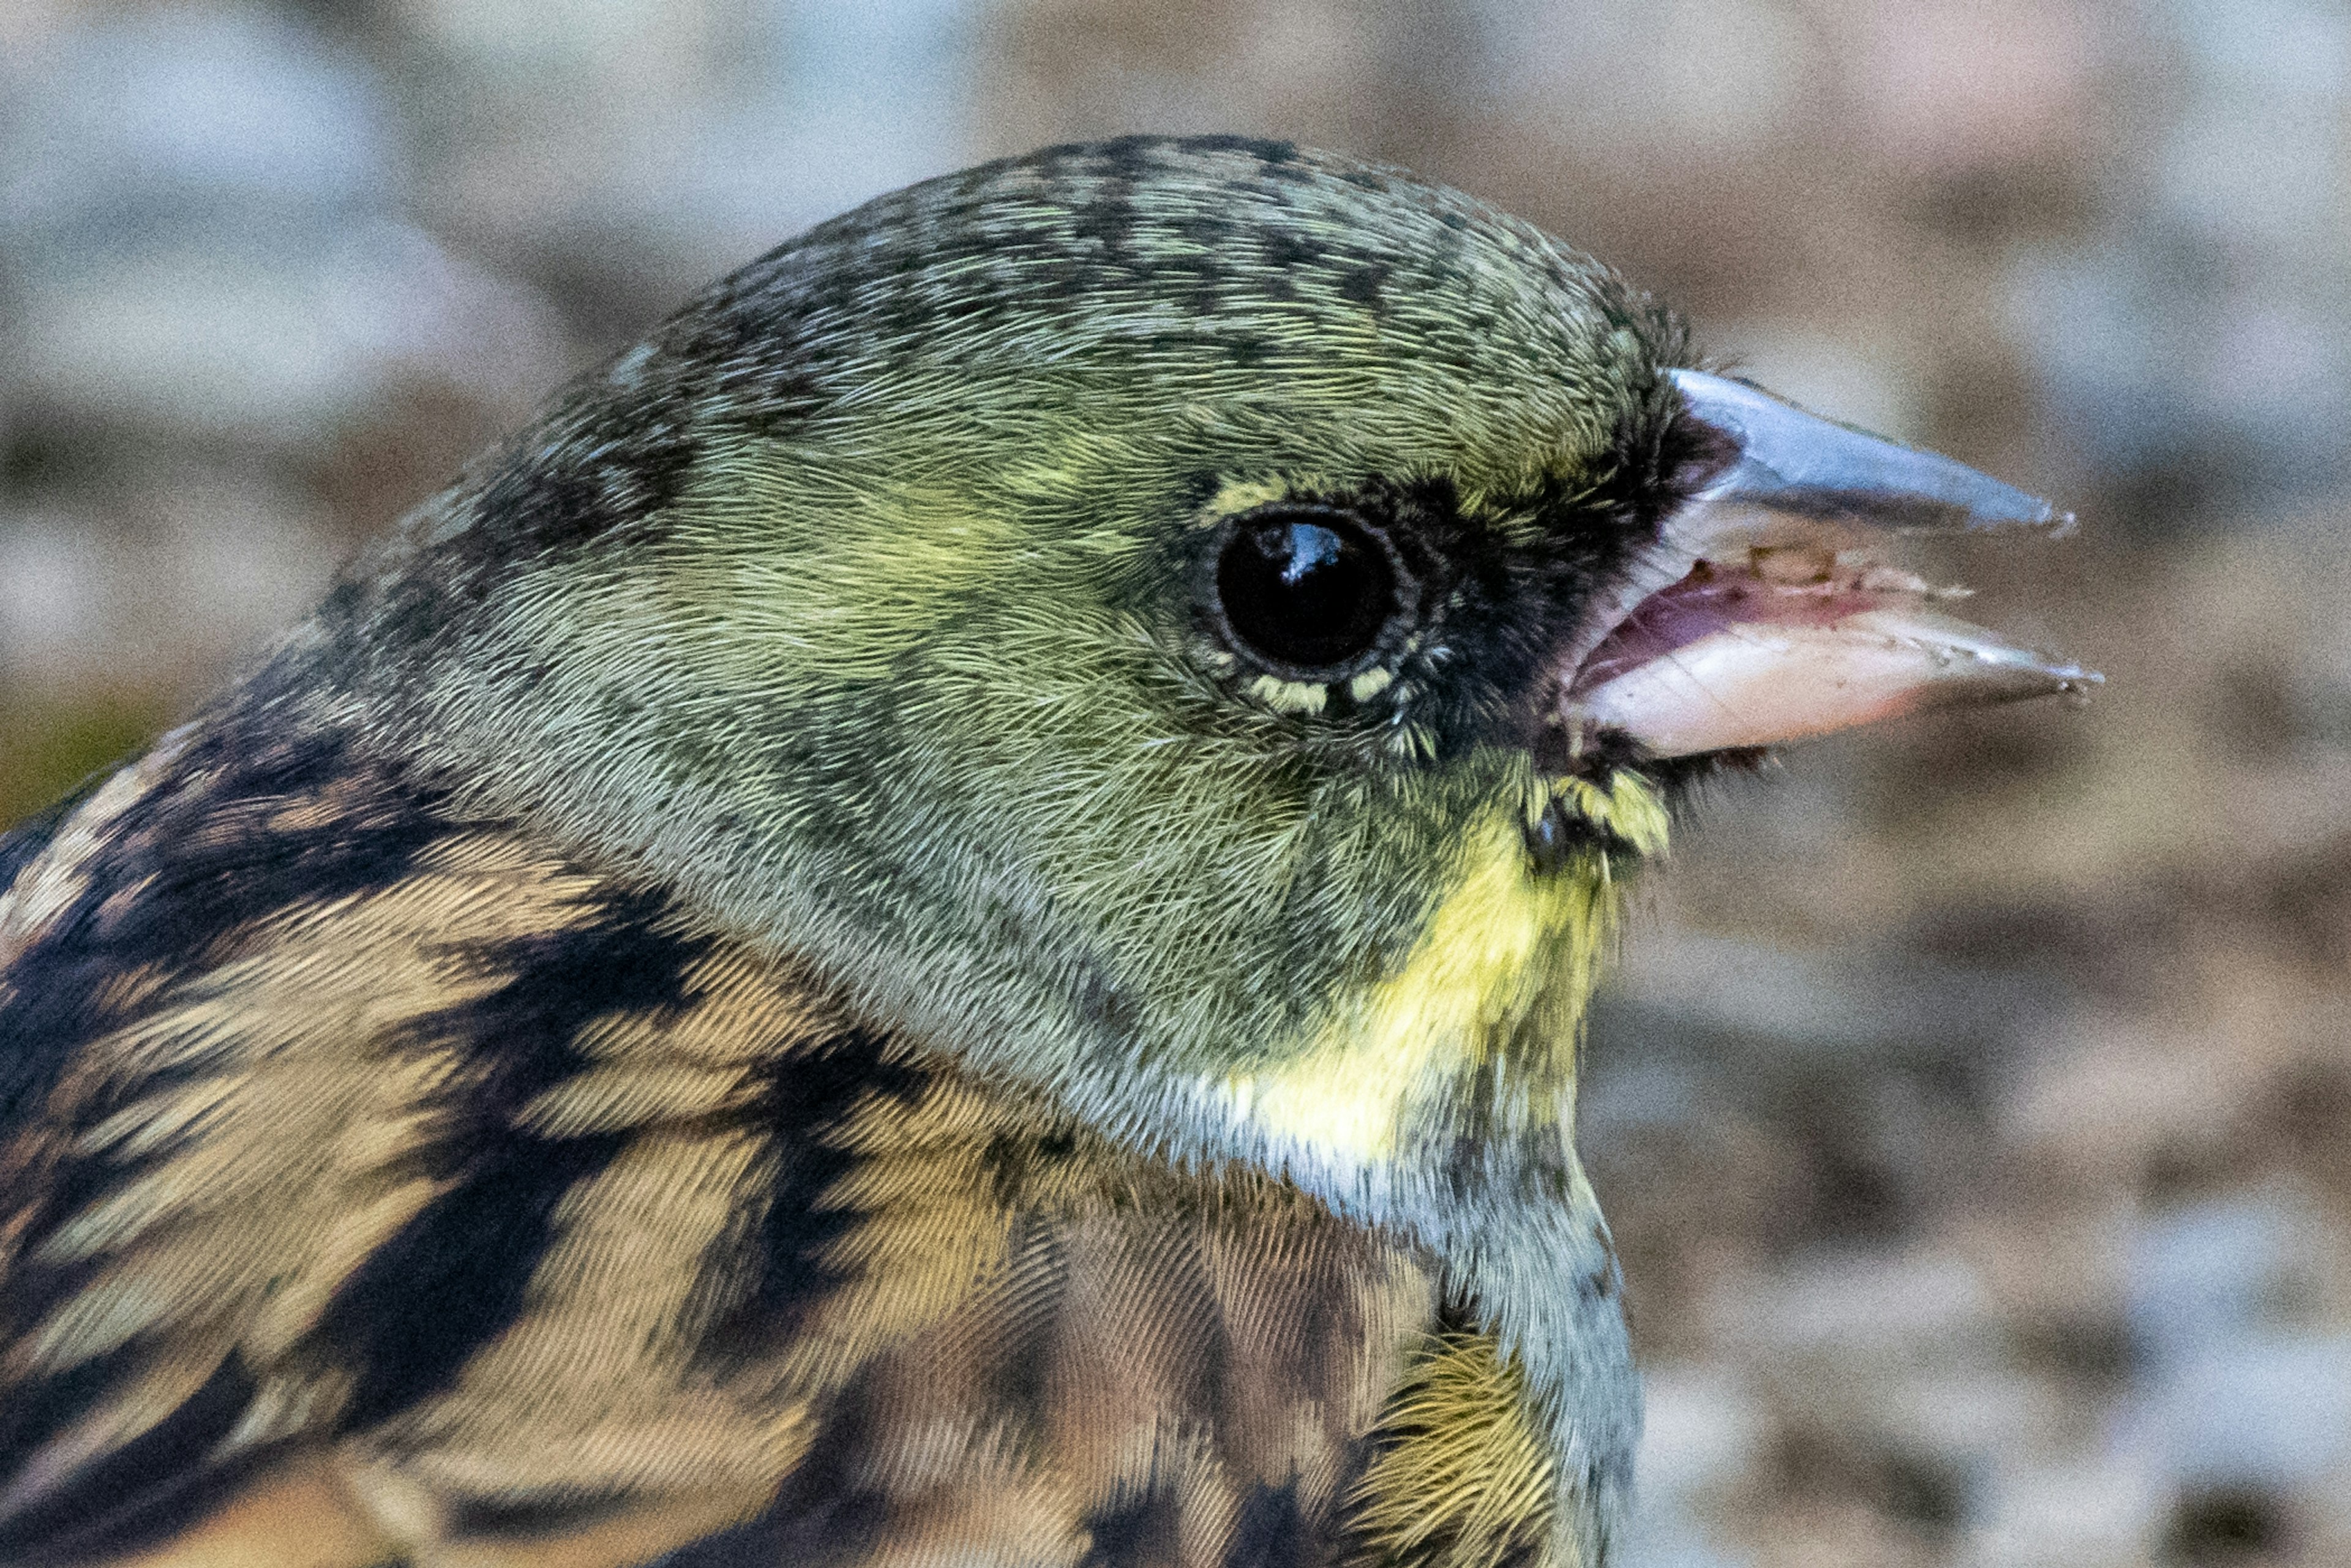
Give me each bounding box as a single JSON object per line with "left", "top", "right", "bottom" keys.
{"left": 1213, "top": 506, "right": 1401, "bottom": 675}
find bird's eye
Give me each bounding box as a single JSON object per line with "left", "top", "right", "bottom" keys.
{"left": 1212, "top": 505, "right": 1402, "bottom": 676}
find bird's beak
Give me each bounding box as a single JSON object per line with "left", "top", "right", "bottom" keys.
{"left": 1557, "top": 369, "right": 2099, "bottom": 759}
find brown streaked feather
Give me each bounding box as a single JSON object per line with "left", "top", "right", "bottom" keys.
{"left": 84, "top": 1457, "right": 396, "bottom": 1568}
{"left": 0, "top": 719, "right": 811, "bottom": 1561}
{"left": 2, "top": 722, "right": 1562, "bottom": 1567}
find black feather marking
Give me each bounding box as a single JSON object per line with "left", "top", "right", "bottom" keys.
{"left": 319, "top": 1131, "right": 628, "bottom": 1430}
{"left": 439, "top": 1485, "right": 646, "bottom": 1542}
{"left": 1078, "top": 1480, "right": 1182, "bottom": 1567}
{"left": 1, "top": 724, "right": 449, "bottom": 1334}
{"left": 0, "top": 1354, "right": 264, "bottom": 1567}
{"left": 317, "top": 884, "right": 712, "bottom": 1428}
{"left": 2, "top": 726, "right": 444, "bottom": 1016}
{"left": 651, "top": 1374, "right": 894, "bottom": 1567}
{"left": 697, "top": 1024, "right": 925, "bottom": 1371}
{"left": 1336, "top": 261, "right": 1392, "bottom": 315}
{"left": 1222, "top": 1480, "right": 1316, "bottom": 1568}
{"left": 1069, "top": 139, "right": 1147, "bottom": 268}
{"left": 0, "top": 715, "right": 790, "bottom": 1552}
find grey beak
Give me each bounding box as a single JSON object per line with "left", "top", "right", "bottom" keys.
{"left": 1665, "top": 368, "right": 2074, "bottom": 536}
{"left": 1553, "top": 369, "right": 2099, "bottom": 760}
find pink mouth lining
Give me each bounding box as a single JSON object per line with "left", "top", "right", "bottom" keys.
{"left": 1570, "top": 548, "right": 1944, "bottom": 697}
{"left": 1558, "top": 539, "right": 2094, "bottom": 760}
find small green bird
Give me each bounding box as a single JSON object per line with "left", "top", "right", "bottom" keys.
{"left": 0, "top": 138, "right": 2090, "bottom": 1568}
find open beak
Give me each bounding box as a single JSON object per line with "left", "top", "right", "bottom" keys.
{"left": 1559, "top": 369, "right": 2100, "bottom": 759}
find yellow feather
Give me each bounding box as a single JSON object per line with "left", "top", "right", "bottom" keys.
{"left": 1224, "top": 769, "right": 1664, "bottom": 1165}
{"left": 1347, "top": 1330, "right": 1564, "bottom": 1568}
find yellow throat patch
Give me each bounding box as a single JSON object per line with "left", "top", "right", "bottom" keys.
{"left": 1222, "top": 770, "right": 1669, "bottom": 1166}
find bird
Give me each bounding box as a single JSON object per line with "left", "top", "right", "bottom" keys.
{"left": 0, "top": 137, "right": 2091, "bottom": 1568}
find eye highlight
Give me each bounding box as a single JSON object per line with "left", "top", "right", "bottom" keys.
{"left": 1212, "top": 503, "right": 1405, "bottom": 678}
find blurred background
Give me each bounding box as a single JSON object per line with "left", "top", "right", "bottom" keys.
{"left": 2, "top": 1, "right": 2348, "bottom": 1563}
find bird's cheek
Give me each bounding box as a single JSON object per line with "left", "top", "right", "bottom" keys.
{"left": 1210, "top": 797, "right": 1630, "bottom": 1170}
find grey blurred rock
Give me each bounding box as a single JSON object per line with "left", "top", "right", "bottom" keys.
{"left": 0, "top": 4, "right": 566, "bottom": 449}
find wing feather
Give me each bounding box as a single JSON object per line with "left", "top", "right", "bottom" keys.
{"left": 4, "top": 723, "right": 1529, "bottom": 1568}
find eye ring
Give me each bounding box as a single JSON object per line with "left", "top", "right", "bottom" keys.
{"left": 1207, "top": 501, "right": 1413, "bottom": 681}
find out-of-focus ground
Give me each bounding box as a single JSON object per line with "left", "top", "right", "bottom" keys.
{"left": 3, "top": 1, "right": 2347, "bottom": 1562}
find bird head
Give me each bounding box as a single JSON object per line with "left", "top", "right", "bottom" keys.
{"left": 320, "top": 138, "right": 2089, "bottom": 1207}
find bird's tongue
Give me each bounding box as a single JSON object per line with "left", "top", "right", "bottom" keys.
{"left": 1558, "top": 370, "right": 2099, "bottom": 761}
{"left": 1572, "top": 545, "right": 1927, "bottom": 690}
{"left": 1564, "top": 544, "right": 2093, "bottom": 758}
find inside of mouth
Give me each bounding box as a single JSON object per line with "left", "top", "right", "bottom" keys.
{"left": 1569, "top": 542, "right": 1952, "bottom": 696}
